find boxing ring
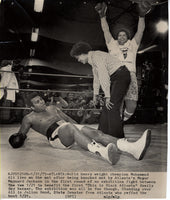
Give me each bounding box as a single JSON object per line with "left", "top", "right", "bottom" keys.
{"left": 0, "top": 68, "right": 167, "bottom": 172}
{"left": 0, "top": 122, "right": 167, "bottom": 172}
{"left": 0, "top": 64, "right": 168, "bottom": 200}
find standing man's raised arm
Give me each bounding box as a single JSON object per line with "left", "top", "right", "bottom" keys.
{"left": 135, "top": 0, "right": 152, "bottom": 45}
{"left": 95, "top": 2, "right": 113, "bottom": 44}
{"left": 101, "top": 17, "right": 113, "bottom": 45}
{"left": 134, "top": 17, "right": 145, "bottom": 45}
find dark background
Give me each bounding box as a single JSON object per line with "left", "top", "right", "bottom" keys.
{"left": 0, "top": 0, "right": 168, "bottom": 123}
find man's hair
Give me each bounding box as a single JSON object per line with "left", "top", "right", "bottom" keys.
{"left": 116, "top": 28, "right": 131, "bottom": 40}
{"left": 70, "top": 42, "right": 92, "bottom": 57}
{"left": 26, "top": 92, "right": 40, "bottom": 107}
{"left": 1, "top": 60, "right": 13, "bottom": 67}
{"left": 9, "top": 133, "right": 27, "bottom": 148}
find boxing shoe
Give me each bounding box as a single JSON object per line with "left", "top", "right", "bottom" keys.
{"left": 117, "top": 129, "right": 151, "bottom": 160}
{"left": 88, "top": 140, "right": 119, "bottom": 165}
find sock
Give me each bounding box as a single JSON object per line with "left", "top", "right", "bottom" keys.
{"left": 124, "top": 109, "right": 133, "bottom": 121}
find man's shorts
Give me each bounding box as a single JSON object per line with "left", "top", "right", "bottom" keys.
{"left": 124, "top": 71, "right": 138, "bottom": 101}
{"left": 46, "top": 121, "right": 85, "bottom": 149}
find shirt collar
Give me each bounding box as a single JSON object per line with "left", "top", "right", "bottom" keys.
{"left": 118, "top": 40, "right": 130, "bottom": 48}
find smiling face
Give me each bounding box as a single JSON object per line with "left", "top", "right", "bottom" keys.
{"left": 117, "top": 31, "right": 128, "bottom": 45}
{"left": 31, "top": 96, "right": 47, "bottom": 112}
{"left": 75, "top": 54, "right": 88, "bottom": 64}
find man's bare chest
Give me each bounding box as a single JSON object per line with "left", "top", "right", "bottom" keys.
{"left": 32, "top": 111, "right": 61, "bottom": 125}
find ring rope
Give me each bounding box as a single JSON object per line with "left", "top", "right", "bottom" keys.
{"left": 0, "top": 106, "right": 155, "bottom": 111}
{"left": 0, "top": 106, "right": 102, "bottom": 111}
{"left": 0, "top": 70, "right": 141, "bottom": 80}
{"left": 0, "top": 70, "right": 93, "bottom": 79}
{"left": 0, "top": 106, "right": 31, "bottom": 110}
{"left": 131, "top": 0, "right": 168, "bottom": 6}
{"left": 0, "top": 87, "right": 94, "bottom": 94}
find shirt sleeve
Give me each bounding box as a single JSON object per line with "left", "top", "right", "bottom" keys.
{"left": 106, "top": 38, "right": 117, "bottom": 54}
{"left": 131, "top": 38, "right": 139, "bottom": 52}
{"left": 1, "top": 65, "right": 13, "bottom": 87}
{"left": 92, "top": 67, "right": 100, "bottom": 96}
{"left": 98, "top": 67, "right": 111, "bottom": 98}
{"left": 93, "top": 53, "right": 111, "bottom": 98}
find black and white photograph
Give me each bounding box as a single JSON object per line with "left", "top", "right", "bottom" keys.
{"left": 0, "top": 0, "right": 169, "bottom": 199}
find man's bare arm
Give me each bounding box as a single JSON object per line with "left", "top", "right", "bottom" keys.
{"left": 134, "top": 17, "right": 145, "bottom": 45}
{"left": 95, "top": 2, "right": 113, "bottom": 44}
{"left": 101, "top": 17, "right": 113, "bottom": 44}
{"left": 18, "top": 115, "right": 32, "bottom": 135}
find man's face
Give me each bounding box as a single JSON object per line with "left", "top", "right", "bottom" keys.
{"left": 75, "top": 54, "right": 88, "bottom": 64}
{"left": 117, "top": 31, "right": 128, "bottom": 45}
{"left": 31, "top": 96, "right": 46, "bottom": 112}
{"left": 68, "top": 93, "right": 74, "bottom": 101}
{"left": 88, "top": 100, "right": 94, "bottom": 108}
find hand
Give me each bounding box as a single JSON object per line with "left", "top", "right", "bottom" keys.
{"left": 95, "top": 2, "right": 107, "bottom": 18}
{"left": 4, "top": 86, "right": 7, "bottom": 98}
{"left": 105, "top": 97, "right": 114, "bottom": 110}
{"left": 93, "top": 95, "right": 98, "bottom": 107}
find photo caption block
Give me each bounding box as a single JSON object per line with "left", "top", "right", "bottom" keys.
{"left": 6, "top": 171, "right": 166, "bottom": 199}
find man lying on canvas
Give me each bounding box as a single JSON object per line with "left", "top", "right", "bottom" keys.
{"left": 9, "top": 92, "right": 151, "bottom": 165}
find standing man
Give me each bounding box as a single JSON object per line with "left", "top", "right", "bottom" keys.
{"left": 95, "top": 1, "right": 151, "bottom": 121}
{"left": 70, "top": 42, "right": 130, "bottom": 138}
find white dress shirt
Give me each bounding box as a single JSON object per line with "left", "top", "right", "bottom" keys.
{"left": 88, "top": 51, "right": 122, "bottom": 98}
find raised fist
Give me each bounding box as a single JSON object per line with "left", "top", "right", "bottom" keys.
{"left": 138, "top": 0, "right": 152, "bottom": 17}
{"left": 95, "top": 2, "right": 102, "bottom": 12}
{"left": 95, "top": 2, "right": 107, "bottom": 18}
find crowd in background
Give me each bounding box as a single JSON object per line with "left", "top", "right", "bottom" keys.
{"left": 0, "top": 87, "right": 105, "bottom": 124}
{"left": 0, "top": 59, "right": 168, "bottom": 124}
{"left": 43, "top": 92, "right": 104, "bottom": 124}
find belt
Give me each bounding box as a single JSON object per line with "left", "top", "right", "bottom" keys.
{"left": 46, "top": 122, "right": 59, "bottom": 140}
{"left": 116, "top": 65, "right": 126, "bottom": 72}
{"left": 110, "top": 65, "right": 127, "bottom": 78}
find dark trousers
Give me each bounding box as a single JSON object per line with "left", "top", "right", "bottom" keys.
{"left": 98, "top": 66, "right": 130, "bottom": 138}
